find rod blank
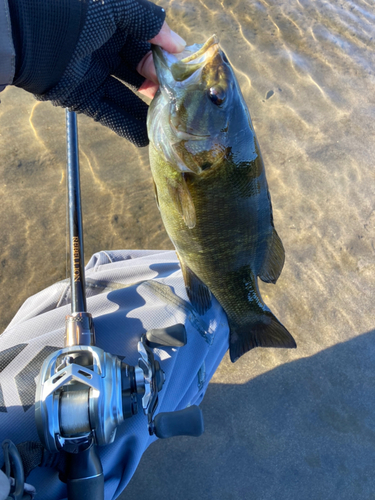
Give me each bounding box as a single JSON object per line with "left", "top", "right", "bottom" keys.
{"left": 66, "top": 110, "right": 86, "bottom": 314}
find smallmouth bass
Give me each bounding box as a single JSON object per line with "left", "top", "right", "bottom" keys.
{"left": 147, "top": 36, "right": 296, "bottom": 362}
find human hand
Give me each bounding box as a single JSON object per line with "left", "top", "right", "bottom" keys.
{"left": 137, "top": 21, "right": 186, "bottom": 100}
{"left": 9, "top": 0, "right": 186, "bottom": 146}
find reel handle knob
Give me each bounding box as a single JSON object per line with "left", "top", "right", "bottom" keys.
{"left": 153, "top": 405, "right": 204, "bottom": 439}
{"left": 145, "top": 324, "right": 187, "bottom": 348}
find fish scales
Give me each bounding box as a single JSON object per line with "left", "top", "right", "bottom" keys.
{"left": 147, "top": 36, "right": 296, "bottom": 362}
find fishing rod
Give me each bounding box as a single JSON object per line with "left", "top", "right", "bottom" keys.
{"left": 66, "top": 110, "right": 87, "bottom": 316}
{"left": 33, "top": 111, "right": 204, "bottom": 500}
{"left": 57, "top": 110, "right": 103, "bottom": 498}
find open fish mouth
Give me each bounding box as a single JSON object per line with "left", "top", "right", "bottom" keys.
{"left": 170, "top": 35, "right": 220, "bottom": 81}
{"left": 152, "top": 35, "right": 220, "bottom": 88}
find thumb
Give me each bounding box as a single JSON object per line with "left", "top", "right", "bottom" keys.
{"left": 136, "top": 22, "right": 186, "bottom": 86}
{"left": 149, "top": 21, "right": 186, "bottom": 53}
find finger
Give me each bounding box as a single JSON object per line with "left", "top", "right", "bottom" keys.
{"left": 78, "top": 76, "right": 150, "bottom": 147}
{"left": 119, "top": 37, "right": 151, "bottom": 71}
{"left": 113, "top": 63, "right": 146, "bottom": 89}
{"left": 95, "top": 30, "right": 126, "bottom": 73}
{"left": 138, "top": 79, "right": 159, "bottom": 99}
{"left": 149, "top": 21, "right": 186, "bottom": 53}
{"left": 136, "top": 51, "right": 157, "bottom": 84}
{"left": 119, "top": 0, "right": 165, "bottom": 41}
{"left": 110, "top": 37, "right": 152, "bottom": 89}
{"left": 136, "top": 22, "right": 186, "bottom": 86}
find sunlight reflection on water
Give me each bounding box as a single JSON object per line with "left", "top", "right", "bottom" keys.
{"left": 0, "top": 0, "right": 374, "bottom": 376}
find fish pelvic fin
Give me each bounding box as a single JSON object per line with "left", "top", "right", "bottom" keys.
{"left": 229, "top": 311, "right": 296, "bottom": 363}
{"left": 259, "top": 229, "right": 285, "bottom": 284}
{"left": 178, "top": 256, "right": 212, "bottom": 315}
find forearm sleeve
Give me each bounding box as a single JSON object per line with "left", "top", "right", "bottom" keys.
{"left": 0, "top": 0, "right": 15, "bottom": 92}
{"left": 8, "top": 0, "right": 87, "bottom": 94}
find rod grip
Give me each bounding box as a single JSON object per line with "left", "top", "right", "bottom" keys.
{"left": 65, "top": 446, "right": 104, "bottom": 500}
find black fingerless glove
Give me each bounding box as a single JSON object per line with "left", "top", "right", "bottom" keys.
{"left": 8, "top": 0, "right": 165, "bottom": 146}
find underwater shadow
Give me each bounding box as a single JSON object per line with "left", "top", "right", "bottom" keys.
{"left": 123, "top": 329, "right": 375, "bottom": 500}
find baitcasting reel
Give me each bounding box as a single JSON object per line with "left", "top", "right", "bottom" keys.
{"left": 35, "top": 319, "right": 201, "bottom": 455}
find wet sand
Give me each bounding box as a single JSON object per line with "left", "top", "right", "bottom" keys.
{"left": 1, "top": 0, "right": 375, "bottom": 497}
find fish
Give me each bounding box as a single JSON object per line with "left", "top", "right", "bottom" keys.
{"left": 147, "top": 35, "right": 296, "bottom": 362}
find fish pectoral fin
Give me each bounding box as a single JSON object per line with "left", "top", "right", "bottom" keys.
{"left": 167, "top": 176, "right": 196, "bottom": 229}
{"left": 229, "top": 311, "right": 296, "bottom": 363}
{"left": 179, "top": 258, "right": 212, "bottom": 315}
{"left": 259, "top": 229, "right": 285, "bottom": 284}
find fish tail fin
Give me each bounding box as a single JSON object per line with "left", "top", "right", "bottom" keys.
{"left": 229, "top": 311, "right": 296, "bottom": 363}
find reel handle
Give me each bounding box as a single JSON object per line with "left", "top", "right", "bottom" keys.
{"left": 145, "top": 324, "right": 187, "bottom": 348}
{"left": 153, "top": 405, "right": 204, "bottom": 439}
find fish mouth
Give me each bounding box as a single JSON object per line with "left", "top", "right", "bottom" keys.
{"left": 152, "top": 35, "right": 220, "bottom": 87}
{"left": 152, "top": 35, "right": 221, "bottom": 144}
{"left": 170, "top": 35, "right": 220, "bottom": 82}
{"left": 179, "top": 35, "right": 219, "bottom": 63}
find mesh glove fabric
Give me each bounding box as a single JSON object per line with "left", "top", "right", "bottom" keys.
{"left": 9, "top": 0, "right": 166, "bottom": 146}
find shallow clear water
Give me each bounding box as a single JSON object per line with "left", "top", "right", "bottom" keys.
{"left": 0, "top": 0, "right": 374, "bottom": 368}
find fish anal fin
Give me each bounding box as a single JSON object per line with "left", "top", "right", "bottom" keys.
{"left": 178, "top": 257, "right": 212, "bottom": 315}
{"left": 166, "top": 176, "right": 196, "bottom": 229}
{"left": 229, "top": 311, "right": 296, "bottom": 363}
{"left": 259, "top": 229, "right": 285, "bottom": 284}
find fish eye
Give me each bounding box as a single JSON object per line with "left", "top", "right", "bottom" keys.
{"left": 208, "top": 87, "right": 226, "bottom": 106}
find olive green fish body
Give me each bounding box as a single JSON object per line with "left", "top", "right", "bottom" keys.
{"left": 148, "top": 36, "right": 295, "bottom": 362}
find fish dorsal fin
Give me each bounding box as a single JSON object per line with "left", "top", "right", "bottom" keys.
{"left": 167, "top": 175, "right": 196, "bottom": 229}
{"left": 258, "top": 229, "right": 285, "bottom": 284}
{"left": 178, "top": 256, "right": 212, "bottom": 315}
